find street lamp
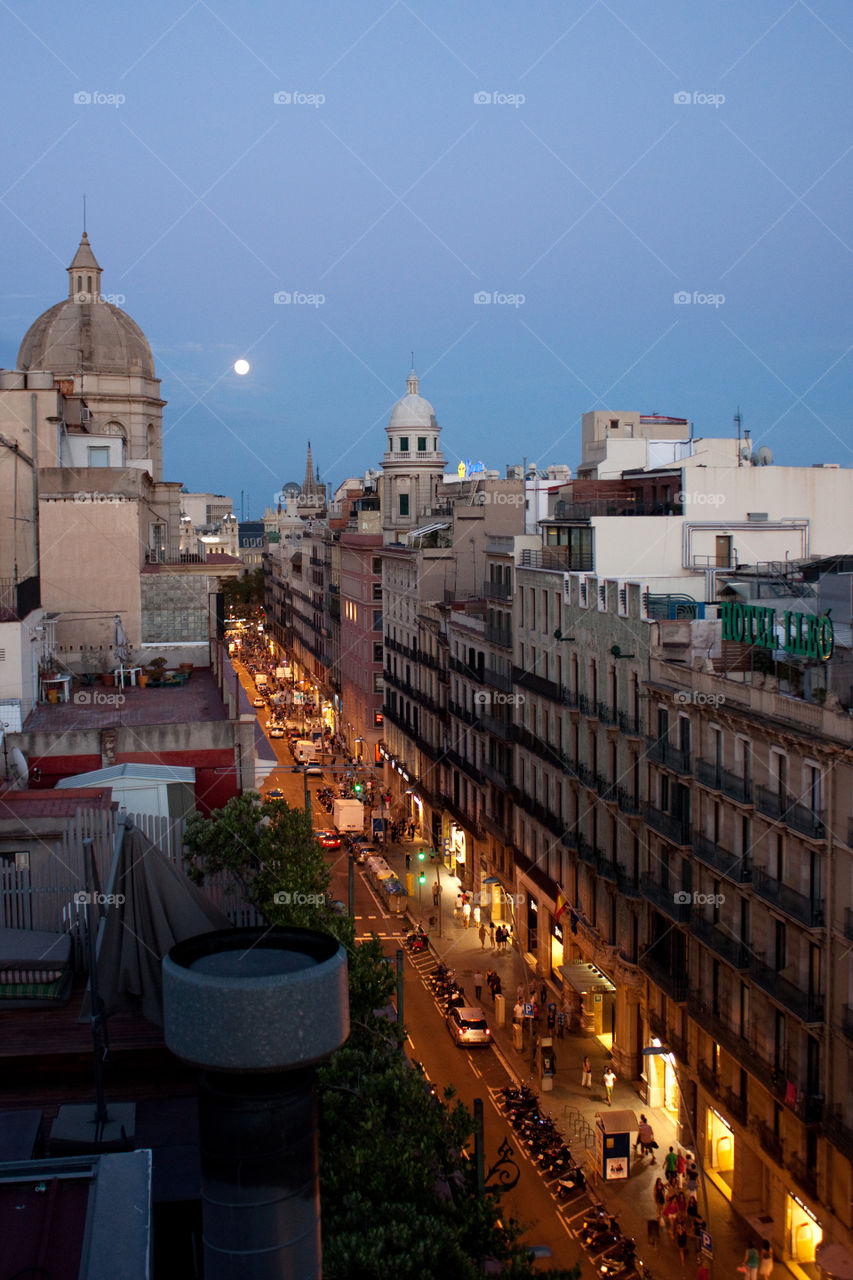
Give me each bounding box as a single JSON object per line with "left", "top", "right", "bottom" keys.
{"left": 642, "top": 1044, "right": 713, "bottom": 1270}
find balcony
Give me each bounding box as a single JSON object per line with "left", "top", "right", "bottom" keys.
{"left": 515, "top": 725, "right": 564, "bottom": 772}
{"left": 561, "top": 687, "right": 579, "bottom": 709}
{"left": 691, "top": 917, "right": 750, "bottom": 970}
{"left": 695, "top": 759, "right": 752, "bottom": 805}
{"left": 597, "top": 851, "right": 618, "bottom": 882}
{"left": 754, "top": 1119, "right": 784, "bottom": 1164}
{"left": 577, "top": 835, "right": 598, "bottom": 868}
{"left": 520, "top": 546, "right": 594, "bottom": 573}
{"left": 481, "top": 758, "right": 514, "bottom": 789}
{"left": 697, "top": 1061, "right": 722, "bottom": 1099}
{"left": 747, "top": 955, "right": 825, "bottom": 1025}
{"left": 449, "top": 655, "right": 483, "bottom": 682}
{"left": 616, "top": 865, "right": 643, "bottom": 898}
{"left": 693, "top": 833, "right": 752, "bottom": 883}
{"left": 755, "top": 786, "right": 825, "bottom": 839}
{"left": 484, "top": 624, "right": 513, "bottom": 649}
{"left": 480, "top": 711, "right": 515, "bottom": 738}
{"left": 482, "top": 665, "right": 513, "bottom": 693}
{"left": 823, "top": 1108, "right": 853, "bottom": 1164}
{"left": 616, "top": 786, "right": 641, "bottom": 816}
{"left": 597, "top": 701, "right": 618, "bottom": 727}
{"left": 723, "top": 1086, "right": 748, "bottom": 1126}
{"left": 444, "top": 747, "right": 484, "bottom": 787}
{"left": 752, "top": 869, "right": 825, "bottom": 928}
{"left": 787, "top": 1153, "right": 818, "bottom": 1199}
{"left": 669, "top": 1031, "right": 689, "bottom": 1066}
{"left": 845, "top": 909, "right": 853, "bottom": 943}
{"left": 578, "top": 693, "right": 598, "bottom": 719}
{"left": 648, "top": 739, "right": 692, "bottom": 775}
{"left": 643, "top": 803, "right": 692, "bottom": 847}
{"left": 641, "top": 873, "right": 692, "bottom": 923}
{"left": 448, "top": 699, "right": 481, "bottom": 728}
{"left": 639, "top": 950, "right": 689, "bottom": 1003}
{"left": 618, "top": 710, "right": 644, "bottom": 737}
{"left": 513, "top": 666, "right": 563, "bottom": 703}
{"left": 689, "top": 997, "right": 769, "bottom": 1082}
{"left": 483, "top": 579, "right": 512, "bottom": 601}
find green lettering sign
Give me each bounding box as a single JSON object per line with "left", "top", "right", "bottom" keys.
{"left": 721, "top": 605, "right": 833, "bottom": 660}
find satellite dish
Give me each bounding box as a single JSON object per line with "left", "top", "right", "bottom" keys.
{"left": 756, "top": 446, "right": 773, "bottom": 466}
{"left": 739, "top": 446, "right": 752, "bottom": 461}
{"left": 9, "top": 747, "right": 28, "bottom": 788}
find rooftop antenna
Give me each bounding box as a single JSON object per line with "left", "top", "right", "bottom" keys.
{"left": 83, "top": 193, "right": 87, "bottom": 234}
{"left": 734, "top": 407, "right": 742, "bottom": 467}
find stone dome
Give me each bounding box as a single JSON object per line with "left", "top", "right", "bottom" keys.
{"left": 17, "top": 233, "right": 155, "bottom": 378}
{"left": 388, "top": 371, "right": 437, "bottom": 430}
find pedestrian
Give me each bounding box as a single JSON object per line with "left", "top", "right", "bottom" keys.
{"left": 473, "top": 904, "right": 481, "bottom": 926}
{"left": 489, "top": 921, "right": 496, "bottom": 948}
{"left": 653, "top": 1177, "right": 666, "bottom": 1223}
{"left": 744, "top": 1245, "right": 760, "bottom": 1280}
{"left": 676, "top": 1221, "right": 689, "bottom": 1267}
{"left": 696, "top": 1262, "right": 710, "bottom": 1280}
{"left": 405, "top": 852, "right": 411, "bottom": 870}
{"left": 485, "top": 969, "right": 495, "bottom": 998}
{"left": 546, "top": 1004, "right": 556, "bottom": 1034}
{"left": 478, "top": 921, "right": 487, "bottom": 949}
{"left": 685, "top": 1158, "right": 699, "bottom": 1195}
{"left": 676, "top": 1149, "right": 686, "bottom": 1185}
{"left": 637, "top": 1116, "right": 656, "bottom": 1161}
{"left": 603, "top": 1064, "right": 616, "bottom": 1105}
{"left": 513, "top": 999, "right": 524, "bottom": 1027}
{"left": 540, "top": 982, "right": 547, "bottom": 1005}
{"left": 433, "top": 881, "right": 440, "bottom": 906}
{"left": 759, "top": 1240, "right": 774, "bottom": 1280}
{"left": 473, "top": 969, "right": 483, "bottom": 1001}
{"left": 663, "top": 1191, "right": 679, "bottom": 1238}
{"left": 532, "top": 1000, "right": 540, "bottom": 1029}
{"left": 462, "top": 900, "right": 471, "bottom": 929}
{"left": 581, "top": 1056, "right": 592, "bottom": 1089}
{"left": 664, "top": 1146, "right": 679, "bottom": 1185}
{"left": 517, "top": 983, "right": 524, "bottom": 1003}
{"left": 492, "top": 974, "right": 502, "bottom": 999}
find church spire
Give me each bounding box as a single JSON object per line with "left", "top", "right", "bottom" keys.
{"left": 303, "top": 441, "right": 318, "bottom": 496}
{"left": 67, "top": 232, "right": 102, "bottom": 301}
{"left": 406, "top": 368, "right": 419, "bottom": 396}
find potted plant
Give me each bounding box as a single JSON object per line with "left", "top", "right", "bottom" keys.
{"left": 100, "top": 651, "right": 115, "bottom": 686}
{"left": 146, "top": 656, "right": 168, "bottom": 687}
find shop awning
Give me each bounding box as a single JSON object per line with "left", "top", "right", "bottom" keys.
{"left": 559, "top": 961, "right": 616, "bottom": 996}
{"left": 482, "top": 876, "right": 502, "bottom": 885}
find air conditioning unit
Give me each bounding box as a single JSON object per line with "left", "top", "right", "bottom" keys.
{"left": 598, "top": 581, "right": 608, "bottom": 612}
{"left": 80, "top": 407, "right": 92, "bottom": 422}
{"left": 578, "top": 578, "right": 588, "bottom": 608}
{"left": 618, "top": 584, "right": 629, "bottom": 617}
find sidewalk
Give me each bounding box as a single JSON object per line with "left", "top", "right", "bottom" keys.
{"left": 379, "top": 835, "right": 754, "bottom": 1280}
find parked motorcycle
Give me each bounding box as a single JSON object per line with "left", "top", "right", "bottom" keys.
{"left": 598, "top": 1238, "right": 636, "bottom": 1277}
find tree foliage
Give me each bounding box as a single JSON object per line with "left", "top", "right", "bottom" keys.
{"left": 223, "top": 566, "right": 265, "bottom": 612}
{"left": 184, "top": 796, "right": 580, "bottom": 1279}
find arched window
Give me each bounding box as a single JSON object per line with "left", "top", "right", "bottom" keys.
{"left": 87, "top": 275, "right": 92, "bottom": 293}
{"left": 77, "top": 275, "right": 82, "bottom": 292}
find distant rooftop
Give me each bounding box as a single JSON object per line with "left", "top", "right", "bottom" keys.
{"left": 24, "top": 668, "right": 229, "bottom": 732}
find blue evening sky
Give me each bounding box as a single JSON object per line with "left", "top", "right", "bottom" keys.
{"left": 0, "top": 1, "right": 851, "bottom": 514}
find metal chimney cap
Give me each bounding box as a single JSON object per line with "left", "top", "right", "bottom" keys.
{"left": 163, "top": 927, "right": 349, "bottom": 1072}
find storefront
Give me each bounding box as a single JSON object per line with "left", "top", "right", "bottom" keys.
{"left": 705, "top": 1105, "right": 735, "bottom": 1199}
{"left": 559, "top": 961, "right": 616, "bottom": 1043}
{"left": 788, "top": 1193, "right": 822, "bottom": 1265}
{"left": 550, "top": 918, "right": 564, "bottom": 977}
{"left": 442, "top": 819, "right": 468, "bottom": 879}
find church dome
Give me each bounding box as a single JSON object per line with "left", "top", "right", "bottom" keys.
{"left": 388, "top": 371, "right": 437, "bottom": 430}
{"left": 17, "top": 233, "right": 155, "bottom": 378}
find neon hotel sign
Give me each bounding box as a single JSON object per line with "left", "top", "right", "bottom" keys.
{"left": 720, "top": 602, "right": 834, "bottom": 661}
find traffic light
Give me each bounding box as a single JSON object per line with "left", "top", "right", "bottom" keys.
{"left": 353, "top": 781, "right": 363, "bottom": 796}
{"left": 418, "top": 871, "right": 426, "bottom": 884}
{"left": 417, "top": 849, "right": 426, "bottom": 861}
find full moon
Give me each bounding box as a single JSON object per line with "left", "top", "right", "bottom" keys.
{"left": 234, "top": 359, "right": 250, "bottom": 376}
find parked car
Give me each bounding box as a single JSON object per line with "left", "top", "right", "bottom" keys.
{"left": 268, "top": 724, "right": 286, "bottom": 738}
{"left": 305, "top": 763, "right": 323, "bottom": 776}
{"left": 252, "top": 696, "right": 265, "bottom": 708}
{"left": 352, "top": 842, "right": 380, "bottom": 865}
{"left": 266, "top": 788, "right": 284, "bottom": 800}
{"left": 315, "top": 830, "right": 341, "bottom": 850}
{"left": 446, "top": 1006, "right": 492, "bottom": 1049}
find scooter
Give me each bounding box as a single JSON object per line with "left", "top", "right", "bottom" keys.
{"left": 555, "top": 1169, "right": 586, "bottom": 1200}
{"left": 598, "top": 1238, "right": 637, "bottom": 1277}
{"left": 580, "top": 1221, "right": 622, "bottom": 1253}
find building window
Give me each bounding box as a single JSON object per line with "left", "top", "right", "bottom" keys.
{"left": 373, "top": 642, "right": 383, "bottom": 663}
{"left": 418, "top": 436, "right": 427, "bottom": 451}
{"left": 399, "top": 493, "right": 409, "bottom": 516}
{"left": 88, "top": 446, "right": 110, "bottom": 467}
{"left": 373, "top": 673, "right": 384, "bottom": 693}
{"left": 373, "top": 610, "right": 382, "bottom": 631}
{"left": 372, "top": 557, "right": 382, "bottom": 575}
{"left": 399, "top": 437, "right": 409, "bottom": 452}
{"left": 372, "top": 581, "right": 383, "bottom": 601}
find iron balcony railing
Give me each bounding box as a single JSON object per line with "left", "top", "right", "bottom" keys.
{"left": 639, "top": 950, "right": 689, "bottom": 1003}
{"left": 695, "top": 759, "right": 752, "bottom": 805}
{"left": 754, "top": 1120, "right": 784, "bottom": 1164}
{"left": 615, "top": 865, "right": 643, "bottom": 897}
{"left": 640, "top": 873, "right": 692, "bottom": 923}
{"left": 648, "top": 739, "right": 692, "bottom": 775}
{"left": 483, "top": 580, "right": 512, "bottom": 601}
{"left": 693, "top": 833, "right": 752, "bottom": 883}
{"left": 691, "top": 916, "right": 750, "bottom": 970}
{"left": 618, "top": 710, "right": 644, "bottom": 736}
{"left": 643, "top": 803, "right": 692, "bottom": 847}
{"left": 513, "top": 667, "right": 563, "bottom": 702}
{"left": 752, "top": 868, "right": 825, "bottom": 928}
{"left": 787, "top": 1153, "right": 818, "bottom": 1199}
{"left": 482, "top": 665, "right": 513, "bottom": 692}
{"left": 480, "top": 759, "right": 514, "bottom": 789}
{"left": 484, "top": 624, "right": 513, "bottom": 649}
{"left": 747, "top": 954, "right": 825, "bottom": 1025}
{"left": 755, "top": 786, "right": 826, "bottom": 839}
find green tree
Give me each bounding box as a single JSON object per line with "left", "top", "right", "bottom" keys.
{"left": 184, "top": 799, "right": 579, "bottom": 1280}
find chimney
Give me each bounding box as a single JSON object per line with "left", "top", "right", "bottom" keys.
{"left": 163, "top": 927, "right": 349, "bottom": 1280}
